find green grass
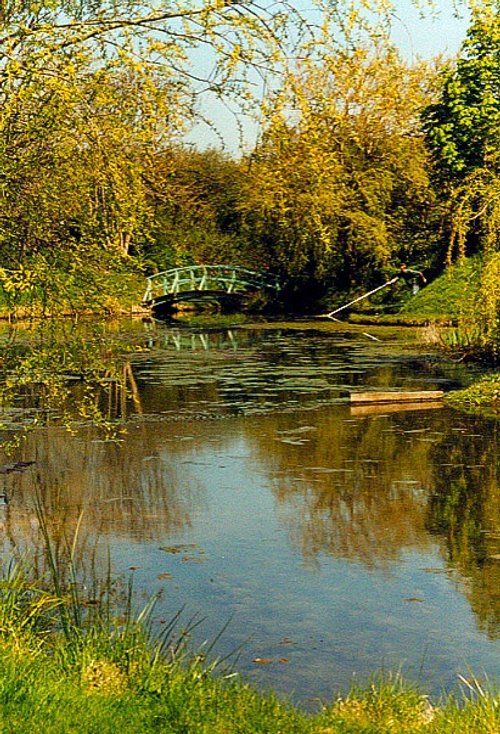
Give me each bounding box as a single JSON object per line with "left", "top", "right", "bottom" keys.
{"left": 1, "top": 643, "right": 499, "bottom": 734}
{"left": 0, "top": 563, "right": 499, "bottom": 734}
{"left": 445, "top": 373, "right": 500, "bottom": 414}
{"left": 398, "top": 259, "right": 480, "bottom": 319}
{"left": 344, "top": 260, "right": 480, "bottom": 326}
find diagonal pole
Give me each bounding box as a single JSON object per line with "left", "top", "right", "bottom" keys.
{"left": 319, "top": 277, "right": 399, "bottom": 319}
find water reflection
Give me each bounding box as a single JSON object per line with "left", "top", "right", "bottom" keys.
{"left": 124, "top": 323, "right": 478, "bottom": 421}
{"left": 258, "top": 409, "right": 436, "bottom": 568}
{"left": 0, "top": 424, "right": 201, "bottom": 551}
{"left": 253, "top": 408, "right": 500, "bottom": 631}
{"left": 0, "top": 321, "right": 498, "bottom": 703}
{"left": 428, "top": 420, "right": 500, "bottom": 638}
{"left": 144, "top": 326, "right": 241, "bottom": 352}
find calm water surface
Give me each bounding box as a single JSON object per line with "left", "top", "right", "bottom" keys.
{"left": 1, "top": 319, "right": 499, "bottom": 706}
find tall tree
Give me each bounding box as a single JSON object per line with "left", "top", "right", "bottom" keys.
{"left": 423, "top": 1, "right": 500, "bottom": 258}
{"left": 243, "top": 44, "right": 436, "bottom": 301}
{"left": 144, "top": 147, "right": 249, "bottom": 272}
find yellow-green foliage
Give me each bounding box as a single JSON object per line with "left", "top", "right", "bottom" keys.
{"left": 450, "top": 252, "right": 500, "bottom": 361}
{"left": 468, "top": 252, "right": 500, "bottom": 345}
{"left": 243, "top": 44, "right": 436, "bottom": 291}
{"left": 446, "top": 373, "right": 500, "bottom": 412}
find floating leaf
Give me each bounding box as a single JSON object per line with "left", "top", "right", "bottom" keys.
{"left": 182, "top": 555, "right": 206, "bottom": 563}
{"left": 159, "top": 546, "right": 182, "bottom": 554}
{"left": 159, "top": 544, "right": 199, "bottom": 554}
{"left": 422, "top": 567, "right": 453, "bottom": 574}
{"left": 276, "top": 426, "right": 317, "bottom": 435}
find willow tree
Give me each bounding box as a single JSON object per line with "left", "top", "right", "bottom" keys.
{"left": 243, "top": 44, "right": 436, "bottom": 301}
{"left": 0, "top": 53, "right": 175, "bottom": 312}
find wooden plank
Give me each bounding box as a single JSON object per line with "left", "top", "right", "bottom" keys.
{"left": 349, "top": 390, "right": 444, "bottom": 405}
{"left": 350, "top": 402, "right": 444, "bottom": 416}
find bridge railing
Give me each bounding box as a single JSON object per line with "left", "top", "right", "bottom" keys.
{"left": 143, "top": 265, "right": 280, "bottom": 303}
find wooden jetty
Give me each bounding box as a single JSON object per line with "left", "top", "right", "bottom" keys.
{"left": 349, "top": 390, "right": 444, "bottom": 405}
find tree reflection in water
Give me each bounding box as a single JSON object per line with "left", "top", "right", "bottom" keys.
{"left": 0, "top": 424, "right": 201, "bottom": 583}
{"left": 428, "top": 417, "right": 500, "bottom": 638}
{"left": 249, "top": 407, "right": 500, "bottom": 637}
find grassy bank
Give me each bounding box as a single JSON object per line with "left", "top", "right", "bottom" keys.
{"left": 445, "top": 373, "right": 500, "bottom": 415}
{"left": 398, "top": 260, "right": 481, "bottom": 321}
{"left": 0, "top": 566, "right": 498, "bottom": 734}
{"left": 349, "top": 259, "right": 480, "bottom": 327}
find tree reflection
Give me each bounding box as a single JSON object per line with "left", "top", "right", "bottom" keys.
{"left": 0, "top": 422, "right": 206, "bottom": 560}
{"left": 0, "top": 319, "right": 149, "bottom": 437}
{"left": 427, "top": 417, "right": 500, "bottom": 638}
{"left": 253, "top": 407, "right": 436, "bottom": 568}
{"left": 250, "top": 406, "right": 500, "bottom": 636}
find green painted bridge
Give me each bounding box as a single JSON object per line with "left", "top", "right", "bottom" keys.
{"left": 143, "top": 265, "right": 281, "bottom": 314}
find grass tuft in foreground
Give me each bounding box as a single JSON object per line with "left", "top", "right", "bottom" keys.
{"left": 0, "top": 562, "right": 499, "bottom": 733}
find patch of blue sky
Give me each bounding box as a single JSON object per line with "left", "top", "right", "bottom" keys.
{"left": 184, "top": 1, "right": 470, "bottom": 153}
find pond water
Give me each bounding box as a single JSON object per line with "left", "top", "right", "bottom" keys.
{"left": 1, "top": 318, "right": 499, "bottom": 707}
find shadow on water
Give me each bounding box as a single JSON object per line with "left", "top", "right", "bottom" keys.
{"left": 0, "top": 318, "right": 498, "bottom": 705}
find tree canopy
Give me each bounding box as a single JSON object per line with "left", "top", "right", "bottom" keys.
{"left": 0, "top": 0, "right": 498, "bottom": 361}
{"left": 424, "top": 1, "right": 500, "bottom": 258}
{"left": 241, "top": 45, "right": 437, "bottom": 301}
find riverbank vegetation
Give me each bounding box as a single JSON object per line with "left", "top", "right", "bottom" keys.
{"left": 0, "top": 2, "right": 498, "bottom": 352}
{"left": 0, "top": 561, "right": 499, "bottom": 734}
{"left": 446, "top": 372, "right": 499, "bottom": 414}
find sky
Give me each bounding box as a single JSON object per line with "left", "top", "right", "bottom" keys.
{"left": 185, "top": 1, "right": 471, "bottom": 153}
{"left": 390, "top": 0, "right": 470, "bottom": 59}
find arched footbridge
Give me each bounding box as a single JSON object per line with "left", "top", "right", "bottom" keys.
{"left": 143, "top": 265, "right": 281, "bottom": 314}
